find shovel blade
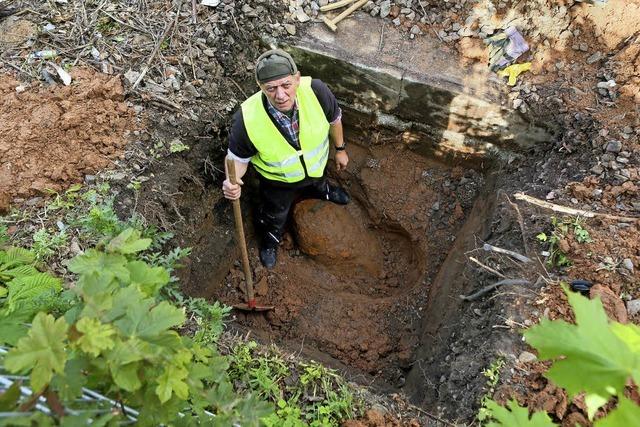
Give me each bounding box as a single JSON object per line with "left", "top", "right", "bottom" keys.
{"left": 233, "top": 302, "right": 274, "bottom": 312}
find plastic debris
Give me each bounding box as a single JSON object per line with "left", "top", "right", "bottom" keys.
{"left": 570, "top": 279, "right": 594, "bottom": 296}
{"left": 486, "top": 26, "right": 529, "bottom": 72}
{"left": 29, "top": 49, "right": 58, "bottom": 60}
{"left": 48, "top": 62, "right": 72, "bottom": 86}
{"left": 201, "top": 0, "right": 221, "bottom": 6}
{"left": 497, "top": 62, "right": 532, "bottom": 86}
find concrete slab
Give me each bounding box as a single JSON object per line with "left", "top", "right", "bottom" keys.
{"left": 276, "top": 13, "right": 554, "bottom": 163}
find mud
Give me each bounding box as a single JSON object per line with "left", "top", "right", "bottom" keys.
{"left": 212, "top": 137, "right": 485, "bottom": 385}
{"left": 0, "top": 69, "right": 136, "bottom": 213}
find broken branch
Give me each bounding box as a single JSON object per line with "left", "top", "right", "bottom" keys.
{"left": 514, "top": 192, "right": 639, "bottom": 222}
{"left": 460, "top": 279, "right": 530, "bottom": 301}
{"left": 483, "top": 243, "right": 532, "bottom": 264}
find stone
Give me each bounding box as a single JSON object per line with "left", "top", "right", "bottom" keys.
{"left": 518, "top": 351, "right": 537, "bottom": 363}
{"left": 622, "top": 258, "right": 634, "bottom": 272}
{"left": 392, "top": 17, "right": 401, "bottom": 26}
{"left": 410, "top": 25, "right": 422, "bottom": 35}
{"left": 379, "top": 0, "right": 391, "bottom": 18}
{"left": 293, "top": 200, "right": 384, "bottom": 278}
{"left": 284, "top": 23, "right": 296, "bottom": 35}
{"left": 606, "top": 140, "right": 622, "bottom": 153}
{"left": 590, "top": 284, "right": 628, "bottom": 323}
{"left": 182, "top": 82, "right": 200, "bottom": 97}
{"left": 295, "top": 9, "right": 310, "bottom": 23}
{"left": 627, "top": 299, "right": 640, "bottom": 317}
{"left": 124, "top": 69, "right": 140, "bottom": 85}
{"left": 586, "top": 51, "right": 603, "bottom": 64}
{"left": 591, "top": 164, "right": 604, "bottom": 174}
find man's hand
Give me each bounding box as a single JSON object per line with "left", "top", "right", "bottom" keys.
{"left": 335, "top": 151, "right": 349, "bottom": 171}
{"left": 222, "top": 177, "right": 243, "bottom": 200}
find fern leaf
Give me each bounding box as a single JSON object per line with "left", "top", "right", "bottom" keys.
{"left": 4, "top": 265, "right": 39, "bottom": 279}
{"left": 5, "top": 273, "right": 63, "bottom": 313}
{"left": 0, "top": 247, "right": 35, "bottom": 269}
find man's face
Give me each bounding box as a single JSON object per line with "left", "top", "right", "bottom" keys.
{"left": 260, "top": 73, "right": 300, "bottom": 112}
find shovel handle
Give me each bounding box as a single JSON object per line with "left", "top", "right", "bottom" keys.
{"left": 226, "top": 158, "right": 255, "bottom": 303}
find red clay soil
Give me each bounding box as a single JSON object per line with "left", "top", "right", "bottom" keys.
{"left": 0, "top": 68, "right": 136, "bottom": 213}
{"left": 216, "top": 142, "right": 484, "bottom": 381}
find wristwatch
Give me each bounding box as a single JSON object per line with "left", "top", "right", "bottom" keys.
{"left": 335, "top": 142, "right": 347, "bottom": 151}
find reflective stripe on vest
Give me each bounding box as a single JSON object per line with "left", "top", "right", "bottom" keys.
{"left": 241, "top": 76, "right": 331, "bottom": 183}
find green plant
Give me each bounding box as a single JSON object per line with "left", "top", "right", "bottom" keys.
{"left": 0, "top": 223, "right": 9, "bottom": 246}
{"left": 188, "top": 298, "right": 232, "bottom": 346}
{"left": 477, "top": 357, "right": 506, "bottom": 422}
{"left": 45, "top": 184, "right": 82, "bottom": 211}
{"left": 483, "top": 285, "right": 640, "bottom": 426}
{"left": 169, "top": 140, "right": 190, "bottom": 153}
{"left": 537, "top": 216, "right": 592, "bottom": 268}
{"left": 0, "top": 247, "right": 62, "bottom": 345}
{"left": 31, "top": 227, "right": 68, "bottom": 261}
{"left": 1, "top": 229, "right": 272, "bottom": 425}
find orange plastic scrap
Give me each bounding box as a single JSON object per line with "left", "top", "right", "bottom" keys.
{"left": 497, "top": 62, "right": 532, "bottom": 86}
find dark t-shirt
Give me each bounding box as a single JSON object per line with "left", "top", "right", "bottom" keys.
{"left": 228, "top": 79, "right": 341, "bottom": 160}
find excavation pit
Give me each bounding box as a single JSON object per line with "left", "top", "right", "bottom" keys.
{"left": 215, "top": 133, "right": 490, "bottom": 388}
{"left": 180, "top": 15, "right": 552, "bottom": 413}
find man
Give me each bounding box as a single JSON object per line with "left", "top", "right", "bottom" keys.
{"left": 222, "top": 49, "right": 350, "bottom": 269}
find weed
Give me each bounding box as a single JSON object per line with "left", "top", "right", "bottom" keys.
{"left": 188, "top": 298, "right": 232, "bottom": 346}
{"left": 0, "top": 223, "right": 8, "bottom": 246}
{"left": 31, "top": 228, "right": 68, "bottom": 261}
{"left": 477, "top": 357, "right": 505, "bottom": 423}
{"left": 169, "top": 140, "right": 190, "bottom": 153}
{"left": 126, "top": 180, "right": 142, "bottom": 191}
{"left": 537, "top": 216, "right": 593, "bottom": 267}
{"left": 45, "top": 184, "right": 82, "bottom": 211}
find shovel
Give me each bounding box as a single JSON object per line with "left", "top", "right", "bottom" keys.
{"left": 226, "top": 158, "right": 274, "bottom": 312}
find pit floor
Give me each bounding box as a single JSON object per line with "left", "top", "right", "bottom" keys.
{"left": 215, "top": 135, "right": 485, "bottom": 387}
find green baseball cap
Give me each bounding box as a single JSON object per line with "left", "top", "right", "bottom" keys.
{"left": 255, "top": 49, "right": 298, "bottom": 83}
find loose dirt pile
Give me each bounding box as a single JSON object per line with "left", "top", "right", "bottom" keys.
{"left": 0, "top": 69, "right": 136, "bottom": 213}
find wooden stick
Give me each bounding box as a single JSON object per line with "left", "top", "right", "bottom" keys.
{"left": 319, "top": 0, "right": 356, "bottom": 12}
{"left": 469, "top": 256, "right": 506, "bottom": 279}
{"left": 460, "top": 279, "right": 530, "bottom": 301}
{"left": 514, "top": 192, "right": 639, "bottom": 222}
{"left": 483, "top": 243, "right": 533, "bottom": 264}
{"left": 323, "top": 0, "right": 368, "bottom": 32}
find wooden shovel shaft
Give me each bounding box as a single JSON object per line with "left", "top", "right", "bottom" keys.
{"left": 331, "top": 0, "right": 368, "bottom": 25}
{"left": 226, "top": 158, "right": 255, "bottom": 303}
{"left": 319, "top": 0, "right": 356, "bottom": 12}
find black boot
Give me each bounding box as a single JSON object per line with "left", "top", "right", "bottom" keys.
{"left": 259, "top": 247, "right": 277, "bottom": 269}
{"left": 326, "top": 184, "right": 350, "bottom": 205}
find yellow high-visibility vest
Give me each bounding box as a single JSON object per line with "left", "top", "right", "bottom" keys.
{"left": 241, "top": 76, "right": 330, "bottom": 183}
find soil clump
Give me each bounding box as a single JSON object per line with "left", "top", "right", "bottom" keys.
{"left": 0, "top": 69, "right": 136, "bottom": 213}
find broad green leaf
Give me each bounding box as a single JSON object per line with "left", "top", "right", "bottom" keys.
{"left": 156, "top": 364, "right": 189, "bottom": 403}
{"left": 0, "top": 285, "right": 6, "bottom": 298}
{"left": 4, "top": 313, "right": 68, "bottom": 391}
{"left": 106, "top": 228, "right": 151, "bottom": 255}
{"left": 111, "top": 362, "right": 141, "bottom": 392}
{"left": 524, "top": 286, "right": 639, "bottom": 417}
{"left": 485, "top": 399, "right": 555, "bottom": 427}
{"left": 0, "top": 381, "right": 21, "bottom": 411}
{"left": 51, "top": 358, "right": 87, "bottom": 401}
{"left": 136, "top": 302, "right": 185, "bottom": 339}
{"left": 595, "top": 397, "right": 640, "bottom": 427}
{"left": 0, "top": 312, "right": 30, "bottom": 345}
{"left": 67, "top": 249, "right": 129, "bottom": 283}
{"left": 108, "top": 337, "right": 146, "bottom": 366}
{"left": 611, "top": 322, "right": 640, "bottom": 354}
{"left": 126, "top": 260, "right": 170, "bottom": 296}
{"left": 75, "top": 317, "right": 116, "bottom": 357}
